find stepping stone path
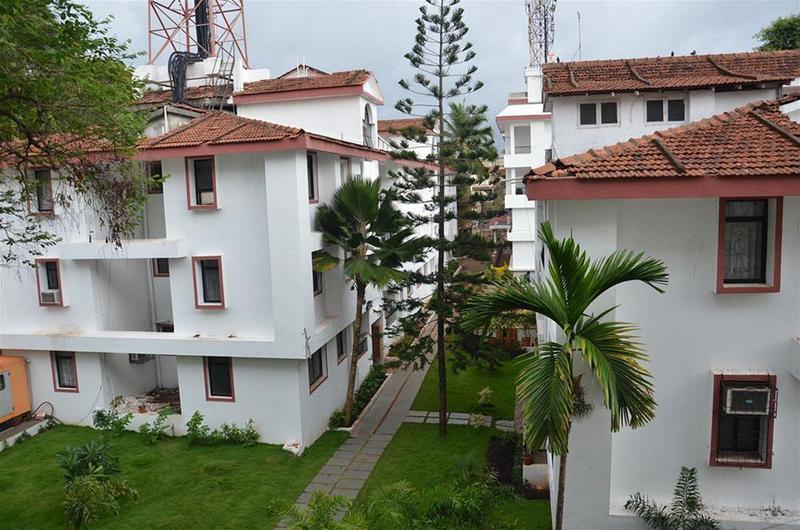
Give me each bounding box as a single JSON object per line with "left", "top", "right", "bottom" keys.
{"left": 404, "top": 410, "right": 519, "bottom": 431}
{"left": 276, "top": 361, "right": 430, "bottom": 529}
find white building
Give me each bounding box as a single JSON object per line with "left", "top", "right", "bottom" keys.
{"left": 0, "top": 63, "right": 439, "bottom": 451}
{"left": 497, "top": 66, "right": 552, "bottom": 275}
{"left": 526, "top": 50, "right": 800, "bottom": 528}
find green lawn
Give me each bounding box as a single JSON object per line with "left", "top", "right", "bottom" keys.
{"left": 412, "top": 357, "right": 522, "bottom": 419}
{"left": 358, "top": 423, "right": 551, "bottom": 529}
{"left": 0, "top": 425, "right": 347, "bottom": 529}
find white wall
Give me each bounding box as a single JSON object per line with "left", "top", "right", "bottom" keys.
{"left": 542, "top": 197, "right": 800, "bottom": 527}
{"left": 550, "top": 87, "right": 780, "bottom": 158}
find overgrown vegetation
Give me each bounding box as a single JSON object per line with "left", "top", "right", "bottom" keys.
{"left": 137, "top": 407, "right": 173, "bottom": 445}
{"left": 625, "top": 466, "right": 720, "bottom": 529}
{"left": 57, "top": 440, "right": 139, "bottom": 529}
{"left": 92, "top": 407, "right": 133, "bottom": 438}
{"left": 329, "top": 365, "right": 388, "bottom": 429}
{"left": 185, "top": 411, "right": 260, "bottom": 447}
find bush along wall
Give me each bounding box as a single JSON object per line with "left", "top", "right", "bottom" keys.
{"left": 329, "top": 364, "right": 388, "bottom": 429}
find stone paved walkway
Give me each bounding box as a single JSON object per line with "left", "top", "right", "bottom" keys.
{"left": 404, "top": 410, "right": 517, "bottom": 431}
{"left": 276, "top": 360, "right": 431, "bottom": 528}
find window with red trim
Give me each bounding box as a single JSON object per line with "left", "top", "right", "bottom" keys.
{"left": 717, "top": 197, "right": 782, "bottom": 293}
{"left": 51, "top": 351, "right": 78, "bottom": 392}
{"left": 710, "top": 374, "right": 776, "bottom": 469}
{"left": 204, "top": 356, "right": 234, "bottom": 400}
{"left": 36, "top": 258, "right": 63, "bottom": 306}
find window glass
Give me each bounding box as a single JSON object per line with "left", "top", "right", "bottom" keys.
{"left": 579, "top": 103, "right": 596, "bottom": 125}
{"left": 55, "top": 351, "right": 77, "bottom": 389}
{"left": 667, "top": 99, "right": 685, "bottom": 121}
{"left": 646, "top": 100, "right": 663, "bottom": 122}
{"left": 340, "top": 157, "right": 351, "bottom": 180}
{"left": 600, "top": 102, "right": 618, "bottom": 124}
{"left": 194, "top": 159, "right": 214, "bottom": 205}
{"left": 207, "top": 357, "right": 232, "bottom": 397}
{"left": 336, "top": 330, "right": 347, "bottom": 360}
{"left": 45, "top": 261, "right": 59, "bottom": 290}
{"left": 200, "top": 259, "right": 221, "bottom": 303}
{"left": 148, "top": 162, "right": 163, "bottom": 193}
{"left": 724, "top": 199, "right": 768, "bottom": 283}
{"left": 35, "top": 169, "right": 54, "bottom": 212}
{"left": 154, "top": 258, "right": 169, "bottom": 276}
{"left": 307, "top": 153, "right": 317, "bottom": 200}
{"left": 513, "top": 125, "right": 531, "bottom": 154}
{"left": 308, "top": 347, "right": 326, "bottom": 386}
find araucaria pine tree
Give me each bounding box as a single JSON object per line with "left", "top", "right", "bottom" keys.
{"left": 387, "top": 0, "right": 498, "bottom": 435}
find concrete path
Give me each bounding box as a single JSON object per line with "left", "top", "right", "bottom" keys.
{"left": 276, "top": 360, "right": 430, "bottom": 528}
{"left": 404, "top": 410, "right": 517, "bottom": 432}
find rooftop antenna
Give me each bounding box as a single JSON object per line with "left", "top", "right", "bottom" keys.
{"left": 577, "top": 11, "right": 582, "bottom": 60}
{"left": 525, "top": 0, "right": 557, "bottom": 67}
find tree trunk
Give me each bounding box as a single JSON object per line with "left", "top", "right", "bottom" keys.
{"left": 435, "top": 0, "right": 447, "bottom": 436}
{"left": 555, "top": 443, "right": 569, "bottom": 530}
{"left": 344, "top": 280, "right": 366, "bottom": 426}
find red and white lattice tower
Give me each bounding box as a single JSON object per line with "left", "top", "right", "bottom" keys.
{"left": 147, "top": 0, "right": 250, "bottom": 68}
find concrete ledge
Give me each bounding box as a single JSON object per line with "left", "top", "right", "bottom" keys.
{"left": 58, "top": 238, "right": 186, "bottom": 260}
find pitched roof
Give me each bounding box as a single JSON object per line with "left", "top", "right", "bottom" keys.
{"left": 276, "top": 65, "right": 330, "bottom": 79}
{"left": 529, "top": 96, "right": 800, "bottom": 182}
{"left": 138, "top": 111, "right": 303, "bottom": 150}
{"left": 542, "top": 50, "right": 800, "bottom": 96}
{"left": 377, "top": 118, "right": 431, "bottom": 134}
{"left": 135, "top": 84, "right": 233, "bottom": 106}
{"left": 237, "top": 70, "right": 372, "bottom": 96}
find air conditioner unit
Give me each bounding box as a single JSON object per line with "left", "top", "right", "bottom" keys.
{"left": 199, "top": 191, "right": 215, "bottom": 205}
{"left": 725, "top": 387, "right": 771, "bottom": 415}
{"left": 40, "top": 289, "right": 61, "bottom": 305}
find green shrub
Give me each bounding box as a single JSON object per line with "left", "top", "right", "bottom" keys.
{"left": 328, "top": 410, "right": 346, "bottom": 430}
{"left": 351, "top": 364, "right": 387, "bottom": 420}
{"left": 137, "top": 407, "right": 173, "bottom": 445}
{"left": 57, "top": 440, "right": 138, "bottom": 529}
{"left": 92, "top": 408, "right": 133, "bottom": 438}
{"left": 185, "top": 411, "right": 259, "bottom": 447}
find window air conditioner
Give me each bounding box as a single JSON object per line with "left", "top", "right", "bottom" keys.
{"left": 724, "top": 387, "right": 771, "bottom": 415}
{"left": 40, "top": 289, "right": 62, "bottom": 305}
{"left": 199, "top": 191, "right": 215, "bottom": 205}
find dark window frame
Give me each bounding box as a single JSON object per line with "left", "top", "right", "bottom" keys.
{"left": 723, "top": 199, "right": 769, "bottom": 284}
{"left": 578, "top": 103, "right": 597, "bottom": 125}
{"left": 308, "top": 346, "right": 327, "bottom": 392}
{"left": 51, "top": 351, "right": 78, "bottom": 392}
{"left": 307, "top": 152, "right": 318, "bottom": 202}
{"left": 34, "top": 169, "right": 54, "bottom": 213}
{"left": 204, "top": 356, "right": 235, "bottom": 401}
{"left": 192, "top": 256, "right": 225, "bottom": 309}
{"left": 147, "top": 161, "right": 164, "bottom": 194}
{"left": 336, "top": 329, "right": 348, "bottom": 363}
{"left": 646, "top": 99, "right": 664, "bottom": 122}
{"left": 152, "top": 258, "right": 170, "bottom": 277}
{"left": 36, "top": 258, "right": 63, "bottom": 307}
{"left": 185, "top": 156, "right": 217, "bottom": 210}
{"left": 710, "top": 374, "right": 776, "bottom": 469}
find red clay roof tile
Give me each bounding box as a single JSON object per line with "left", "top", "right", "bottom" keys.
{"left": 135, "top": 84, "right": 232, "bottom": 106}
{"left": 237, "top": 70, "right": 372, "bottom": 96}
{"left": 542, "top": 50, "right": 800, "bottom": 96}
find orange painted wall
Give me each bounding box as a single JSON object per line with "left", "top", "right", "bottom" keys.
{"left": 0, "top": 355, "right": 31, "bottom": 424}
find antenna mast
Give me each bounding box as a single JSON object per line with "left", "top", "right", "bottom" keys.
{"left": 525, "top": 0, "right": 557, "bottom": 67}
{"left": 147, "top": 0, "right": 250, "bottom": 68}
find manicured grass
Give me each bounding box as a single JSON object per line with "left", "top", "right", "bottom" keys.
{"left": 358, "top": 423, "right": 551, "bottom": 529}
{"left": 0, "top": 425, "right": 347, "bottom": 529}
{"left": 412, "top": 357, "right": 522, "bottom": 419}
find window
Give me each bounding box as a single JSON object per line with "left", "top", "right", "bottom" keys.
{"left": 307, "top": 152, "right": 318, "bottom": 202}
{"left": 33, "top": 169, "right": 54, "bottom": 213}
{"left": 192, "top": 256, "right": 225, "bottom": 308}
{"left": 340, "top": 157, "right": 352, "bottom": 180}
{"left": 513, "top": 125, "right": 531, "bottom": 154}
{"left": 308, "top": 346, "right": 327, "bottom": 391}
{"left": 579, "top": 103, "right": 597, "bottom": 125}
{"left": 147, "top": 161, "right": 163, "bottom": 194}
{"left": 129, "top": 354, "right": 155, "bottom": 364}
{"left": 152, "top": 258, "right": 170, "bottom": 277}
{"left": 646, "top": 99, "right": 686, "bottom": 123}
{"left": 358, "top": 315, "right": 369, "bottom": 357}
{"left": 362, "top": 104, "right": 374, "bottom": 148}
{"left": 717, "top": 198, "right": 783, "bottom": 293}
{"left": 579, "top": 102, "right": 618, "bottom": 126}
{"left": 312, "top": 254, "right": 323, "bottom": 296}
{"left": 544, "top": 148, "right": 553, "bottom": 163}
{"left": 185, "top": 157, "right": 216, "bottom": 209}
{"left": 336, "top": 329, "right": 348, "bottom": 363}
{"left": 0, "top": 374, "right": 4, "bottom": 392}
{"left": 204, "top": 356, "right": 234, "bottom": 400}
{"left": 710, "top": 374, "right": 776, "bottom": 468}
{"left": 51, "top": 351, "right": 78, "bottom": 392}
{"left": 36, "top": 259, "right": 63, "bottom": 306}
{"left": 156, "top": 322, "right": 174, "bottom": 332}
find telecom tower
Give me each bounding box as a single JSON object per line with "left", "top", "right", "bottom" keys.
{"left": 146, "top": 0, "right": 250, "bottom": 103}
{"left": 525, "top": 0, "right": 556, "bottom": 68}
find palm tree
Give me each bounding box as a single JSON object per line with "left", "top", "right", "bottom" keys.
{"left": 461, "top": 221, "right": 668, "bottom": 530}
{"left": 314, "top": 176, "right": 422, "bottom": 426}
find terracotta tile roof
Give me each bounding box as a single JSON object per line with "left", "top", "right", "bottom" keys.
{"left": 542, "top": 50, "right": 800, "bottom": 96}
{"left": 138, "top": 111, "right": 302, "bottom": 150}
{"left": 530, "top": 95, "right": 800, "bottom": 181}
{"left": 135, "top": 84, "right": 233, "bottom": 106}
{"left": 378, "top": 118, "right": 431, "bottom": 134}
{"left": 237, "top": 69, "right": 372, "bottom": 96}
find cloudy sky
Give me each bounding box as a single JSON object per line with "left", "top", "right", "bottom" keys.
{"left": 84, "top": 0, "right": 798, "bottom": 138}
